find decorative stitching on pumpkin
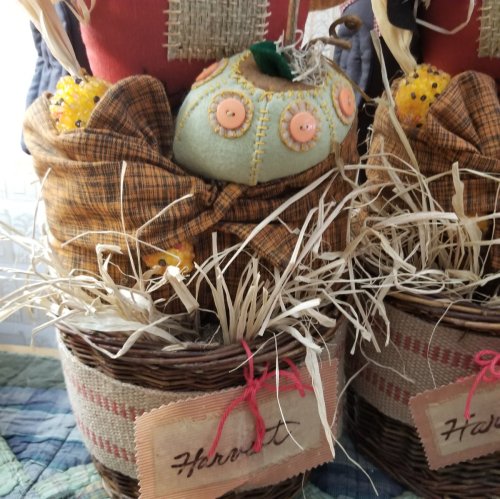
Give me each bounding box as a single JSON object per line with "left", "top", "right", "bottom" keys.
{"left": 319, "top": 98, "right": 337, "bottom": 153}
{"left": 176, "top": 82, "right": 222, "bottom": 132}
{"left": 249, "top": 105, "right": 270, "bottom": 185}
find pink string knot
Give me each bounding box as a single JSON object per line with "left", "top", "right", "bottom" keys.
{"left": 208, "top": 340, "right": 312, "bottom": 457}
{"left": 464, "top": 349, "right": 500, "bottom": 420}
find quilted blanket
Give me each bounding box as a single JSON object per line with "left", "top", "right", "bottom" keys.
{"left": 0, "top": 352, "right": 103, "bottom": 499}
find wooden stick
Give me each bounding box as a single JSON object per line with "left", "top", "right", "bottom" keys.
{"left": 285, "top": 0, "right": 301, "bottom": 45}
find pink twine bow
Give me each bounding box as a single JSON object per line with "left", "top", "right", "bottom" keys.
{"left": 208, "top": 340, "right": 312, "bottom": 457}
{"left": 464, "top": 350, "right": 500, "bottom": 420}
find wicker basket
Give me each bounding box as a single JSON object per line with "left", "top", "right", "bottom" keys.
{"left": 94, "top": 459, "right": 309, "bottom": 499}
{"left": 58, "top": 314, "right": 346, "bottom": 498}
{"left": 346, "top": 293, "right": 500, "bottom": 499}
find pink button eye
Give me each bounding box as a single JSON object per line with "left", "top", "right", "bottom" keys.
{"left": 289, "top": 111, "right": 317, "bottom": 143}
{"left": 192, "top": 59, "right": 228, "bottom": 88}
{"left": 280, "top": 101, "right": 320, "bottom": 152}
{"left": 195, "top": 62, "right": 219, "bottom": 82}
{"left": 216, "top": 98, "right": 246, "bottom": 129}
{"left": 209, "top": 91, "right": 253, "bottom": 138}
{"left": 332, "top": 83, "right": 356, "bottom": 124}
{"left": 339, "top": 87, "right": 355, "bottom": 118}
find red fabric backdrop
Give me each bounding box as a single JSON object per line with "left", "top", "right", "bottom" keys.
{"left": 419, "top": 0, "right": 499, "bottom": 82}
{"left": 81, "top": 0, "right": 311, "bottom": 107}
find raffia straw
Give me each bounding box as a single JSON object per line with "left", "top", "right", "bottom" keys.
{"left": 370, "top": 32, "right": 419, "bottom": 169}
{"left": 0, "top": 226, "right": 193, "bottom": 353}
{"left": 118, "top": 163, "right": 141, "bottom": 287}
{"left": 192, "top": 184, "right": 356, "bottom": 345}
{"left": 221, "top": 168, "right": 337, "bottom": 275}
{"left": 451, "top": 162, "right": 482, "bottom": 275}
{"left": 416, "top": 0, "right": 475, "bottom": 35}
{"left": 332, "top": 149, "right": 499, "bottom": 355}
{"left": 3, "top": 160, "right": 384, "bottom": 353}
{"left": 273, "top": 334, "right": 306, "bottom": 452}
{"left": 2, "top": 163, "right": 366, "bottom": 351}
{"left": 328, "top": 361, "right": 380, "bottom": 496}
{"left": 6, "top": 156, "right": 498, "bottom": 360}
{"left": 371, "top": 0, "right": 417, "bottom": 75}
{"left": 17, "top": 0, "right": 83, "bottom": 76}
{"left": 275, "top": 32, "right": 330, "bottom": 86}
{"left": 305, "top": 329, "right": 335, "bottom": 458}
{"left": 346, "top": 160, "right": 500, "bottom": 305}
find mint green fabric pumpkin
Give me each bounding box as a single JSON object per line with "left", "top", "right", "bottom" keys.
{"left": 173, "top": 50, "right": 356, "bottom": 185}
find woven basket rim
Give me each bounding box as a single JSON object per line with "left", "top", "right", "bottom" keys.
{"left": 57, "top": 306, "right": 342, "bottom": 362}
{"left": 57, "top": 318, "right": 341, "bottom": 367}
{"left": 57, "top": 310, "right": 344, "bottom": 392}
{"left": 388, "top": 291, "right": 500, "bottom": 335}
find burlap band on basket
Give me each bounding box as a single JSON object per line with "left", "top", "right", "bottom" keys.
{"left": 350, "top": 302, "right": 500, "bottom": 425}
{"left": 58, "top": 336, "right": 184, "bottom": 478}
{"left": 58, "top": 322, "right": 347, "bottom": 482}
{"left": 23, "top": 75, "right": 358, "bottom": 311}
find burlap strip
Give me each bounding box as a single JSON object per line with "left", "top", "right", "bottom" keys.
{"left": 478, "top": 0, "right": 500, "bottom": 58}
{"left": 58, "top": 336, "right": 201, "bottom": 478}
{"left": 351, "top": 302, "right": 500, "bottom": 426}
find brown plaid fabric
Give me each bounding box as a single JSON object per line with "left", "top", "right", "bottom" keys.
{"left": 367, "top": 71, "right": 500, "bottom": 272}
{"left": 23, "top": 75, "right": 358, "bottom": 310}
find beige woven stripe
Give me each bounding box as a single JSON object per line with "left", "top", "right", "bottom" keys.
{"left": 352, "top": 303, "right": 500, "bottom": 425}
{"left": 478, "top": 0, "right": 500, "bottom": 58}
{"left": 165, "top": 0, "right": 270, "bottom": 61}
{"left": 59, "top": 323, "right": 346, "bottom": 479}
{"left": 58, "top": 335, "right": 203, "bottom": 478}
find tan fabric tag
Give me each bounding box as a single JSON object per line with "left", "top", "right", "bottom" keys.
{"left": 409, "top": 377, "right": 500, "bottom": 470}
{"left": 135, "top": 359, "right": 338, "bottom": 498}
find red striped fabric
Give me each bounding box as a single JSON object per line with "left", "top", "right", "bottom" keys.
{"left": 351, "top": 301, "right": 500, "bottom": 425}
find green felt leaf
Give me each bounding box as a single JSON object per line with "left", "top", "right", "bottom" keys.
{"left": 249, "top": 41, "right": 294, "bottom": 81}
